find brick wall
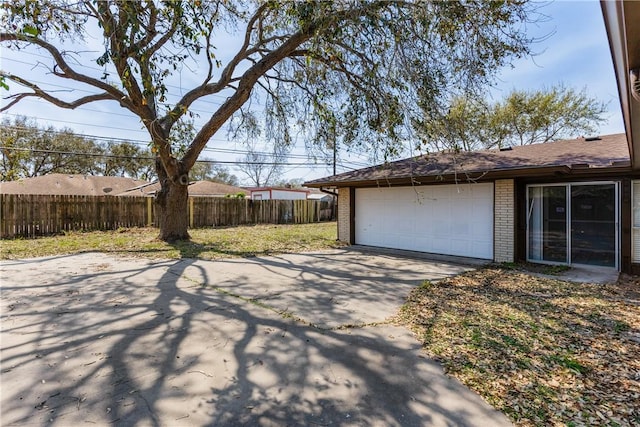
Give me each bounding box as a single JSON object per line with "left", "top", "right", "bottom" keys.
{"left": 494, "top": 179, "right": 515, "bottom": 263}
{"left": 337, "top": 187, "right": 351, "bottom": 243}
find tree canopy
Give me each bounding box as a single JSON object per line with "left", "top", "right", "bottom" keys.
{"left": 416, "top": 85, "right": 607, "bottom": 152}
{"left": 103, "top": 140, "right": 155, "bottom": 180}
{"left": 493, "top": 85, "right": 607, "bottom": 147}
{"left": 189, "top": 161, "right": 239, "bottom": 186}
{"left": 0, "top": 0, "right": 537, "bottom": 240}
{"left": 0, "top": 116, "right": 154, "bottom": 181}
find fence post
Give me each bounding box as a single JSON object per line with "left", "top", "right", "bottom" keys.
{"left": 189, "top": 197, "right": 194, "bottom": 228}
{"left": 147, "top": 197, "right": 153, "bottom": 226}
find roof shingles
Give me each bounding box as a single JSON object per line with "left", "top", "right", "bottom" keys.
{"left": 0, "top": 174, "right": 148, "bottom": 196}
{"left": 0, "top": 175, "right": 247, "bottom": 197}
{"left": 117, "top": 180, "right": 246, "bottom": 196}
{"left": 305, "top": 134, "right": 631, "bottom": 187}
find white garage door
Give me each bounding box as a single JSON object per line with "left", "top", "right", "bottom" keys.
{"left": 355, "top": 183, "right": 494, "bottom": 259}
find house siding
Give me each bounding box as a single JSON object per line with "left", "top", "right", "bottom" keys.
{"left": 494, "top": 179, "right": 515, "bottom": 263}
{"left": 337, "top": 187, "right": 351, "bottom": 242}
{"left": 270, "top": 189, "right": 308, "bottom": 200}
{"left": 251, "top": 190, "right": 270, "bottom": 200}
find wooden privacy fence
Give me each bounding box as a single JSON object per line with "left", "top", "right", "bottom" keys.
{"left": 188, "top": 197, "right": 335, "bottom": 227}
{"left": 0, "top": 194, "right": 336, "bottom": 239}
{"left": 1, "top": 194, "right": 151, "bottom": 238}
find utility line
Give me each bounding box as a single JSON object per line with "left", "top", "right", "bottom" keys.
{"left": 1, "top": 113, "right": 327, "bottom": 162}
{"left": 2, "top": 55, "right": 232, "bottom": 101}
{"left": 2, "top": 112, "right": 150, "bottom": 134}
{"left": 0, "top": 123, "right": 372, "bottom": 167}
{"left": 0, "top": 146, "right": 339, "bottom": 168}
{"left": 2, "top": 59, "right": 375, "bottom": 166}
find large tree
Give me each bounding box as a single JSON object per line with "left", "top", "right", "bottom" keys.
{"left": 416, "top": 85, "right": 607, "bottom": 152}
{"left": 0, "top": 0, "right": 535, "bottom": 241}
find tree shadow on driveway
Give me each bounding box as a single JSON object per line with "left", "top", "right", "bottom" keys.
{"left": 0, "top": 252, "right": 510, "bottom": 426}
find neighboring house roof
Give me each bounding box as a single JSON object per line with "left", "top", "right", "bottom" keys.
{"left": 307, "top": 193, "right": 333, "bottom": 201}
{"left": 188, "top": 181, "right": 246, "bottom": 196}
{"left": 305, "top": 134, "right": 631, "bottom": 187}
{"left": 0, "top": 174, "right": 149, "bottom": 195}
{"left": 248, "top": 187, "right": 310, "bottom": 194}
{"left": 601, "top": 1, "right": 640, "bottom": 169}
{"left": 116, "top": 180, "right": 247, "bottom": 197}
{"left": 306, "top": 188, "right": 335, "bottom": 200}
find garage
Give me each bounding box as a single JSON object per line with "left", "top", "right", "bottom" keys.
{"left": 355, "top": 183, "right": 494, "bottom": 259}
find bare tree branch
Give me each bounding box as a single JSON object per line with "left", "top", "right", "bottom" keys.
{"left": 0, "top": 72, "right": 115, "bottom": 112}
{"left": 182, "top": 24, "right": 319, "bottom": 170}
{"left": 159, "top": 3, "right": 271, "bottom": 131}
{"left": 0, "top": 33, "right": 133, "bottom": 111}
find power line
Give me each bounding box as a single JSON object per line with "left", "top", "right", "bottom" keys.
{"left": 2, "top": 110, "right": 361, "bottom": 164}
{"left": 2, "top": 55, "right": 232, "bottom": 102}
{"left": 0, "top": 146, "right": 338, "bottom": 168}
{"left": 3, "top": 57, "right": 366, "bottom": 155}
{"left": 1, "top": 114, "right": 334, "bottom": 163}
{"left": 0, "top": 123, "right": 372, "bottom": 167}
{"left": 0, "top": 123, "right": 306, "bottom": 160}
{"left": 2, "top": 112, "right": 149, "bottom": 134}
{"left": 2, "top": 57, "right": 376, "bottom": 167}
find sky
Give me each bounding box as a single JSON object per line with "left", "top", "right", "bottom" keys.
{"left": 0, "top": 0, "right": 625, "bottom": 185}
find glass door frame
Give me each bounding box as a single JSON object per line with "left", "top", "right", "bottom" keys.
{"left": 632, "top": 180, "right": 640, "bottom": 263}
{"left": 526, "top": 181, "right": 620, "bottom": 270}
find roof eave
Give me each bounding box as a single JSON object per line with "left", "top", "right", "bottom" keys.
{"left": 601, "top": 0, "right": 640, "bottom": 169}
{"left": 305, "top": 164, "right": 633, "bottom": 188}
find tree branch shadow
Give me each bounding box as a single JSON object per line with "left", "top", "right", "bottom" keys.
{"left": 1, "top": 252, "right": 505, "bottom": 426}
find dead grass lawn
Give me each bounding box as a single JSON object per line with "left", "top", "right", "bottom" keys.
{"left": 0, "top": 222, "right": 343, "bottom": 260}
{"left": 396, "top": 268, "right": 640, "bottom": 427}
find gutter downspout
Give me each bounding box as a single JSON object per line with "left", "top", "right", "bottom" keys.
{"left": 319, "top": 187, "right": 339, "bottom": 228}
{"left": 319, "top": 187, "right": 338, "bottom": 197}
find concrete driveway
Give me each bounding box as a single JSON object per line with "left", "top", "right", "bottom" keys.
{"left": 1, "top": 249, "right": 511, "bottom": 426}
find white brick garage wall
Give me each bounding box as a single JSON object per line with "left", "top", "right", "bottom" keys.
{"left": 354, "top": 183, "right": 494, "bottom": 259}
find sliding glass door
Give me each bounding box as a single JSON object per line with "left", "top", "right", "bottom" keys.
{"left": 527, "top": 183, "right": 618, "bottom": 268}
{"left": 528, "top": 186, "right": 567, "bottom": 263}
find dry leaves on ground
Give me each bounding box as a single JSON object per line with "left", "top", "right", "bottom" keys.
{"left": 396, "top": 268, "right": 640, "bottom": 427}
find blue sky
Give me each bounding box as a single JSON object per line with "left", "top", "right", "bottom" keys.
{"left": 0, "top": 1, "right": 624, "bottom": 183}
{"left": 492, "top": 0, "right": 623, "bottom": 134}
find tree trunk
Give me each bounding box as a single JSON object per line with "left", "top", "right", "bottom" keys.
{"left": 155, "top": 160, "right": 190, "bottom": 242}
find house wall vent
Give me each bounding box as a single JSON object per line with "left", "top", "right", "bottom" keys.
{"left": 631, "top": 69, "right": 640, "bottom": 102}
{"left": 584, "top": 136, "right": 602, "bottom": 142}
